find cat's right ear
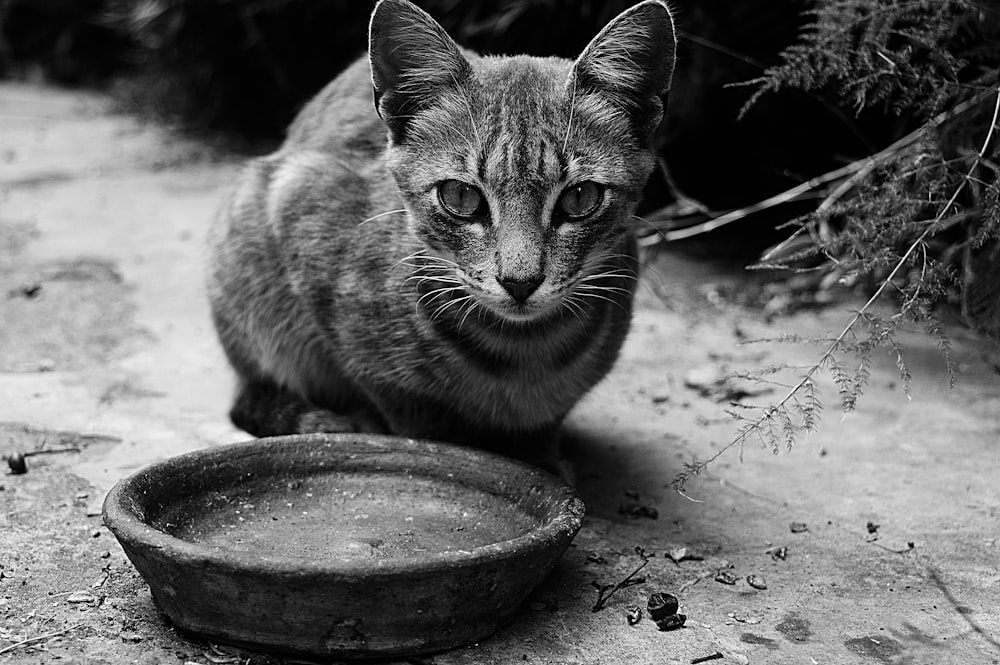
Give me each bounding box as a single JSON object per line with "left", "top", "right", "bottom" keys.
{"left": 369, "top": 0, "right": 472, "bottom": 140}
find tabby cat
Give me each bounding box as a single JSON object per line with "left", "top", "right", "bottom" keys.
{"left": 207, "top": 0, "right": 676, "bottom": 471}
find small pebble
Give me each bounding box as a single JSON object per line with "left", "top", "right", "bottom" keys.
{"left": 647, "top": 592, "right": 679, "bottom": 621}
{"left": 17, "top": 283, "right": 42, "bottom": 298}
{"left": 655, "top": 613, "right": 687, "bottom": 631}
{"left": 100, "top": 551, "right": 111, "bottom": 559}
{"left": 789, "top": 521, "right": 809, "bottom": 533}
{"left": 729, "top": 612, "right": 763, "bottom": 624}
{"left": 7, "top": 453, "right": 27, "bottom": 475}
{"left": 67, "top": 591, "right": 97, "bottom": 604}
{"left": 714, "top": 569, "right": 738, "bottom": 585}
{"left": 746, "top": 574, "right": 768, "bottom": 590}
{"left": 625, "top": 604, "right": 642, "bottom": 625}
{"left": 767, "top": 546, "right": 788, "bottom": 560}
{"left": 666, "top": 546, "right": 702, "bottom": 563}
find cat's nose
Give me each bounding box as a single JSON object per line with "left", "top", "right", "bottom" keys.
{"left": 497, "top": 275, "right": 544, "bottom": 303}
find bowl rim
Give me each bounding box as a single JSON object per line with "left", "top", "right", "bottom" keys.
{"left": 103, "top": 433, "right": 586, "bottom": 579}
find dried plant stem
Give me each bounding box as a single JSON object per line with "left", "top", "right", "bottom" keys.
{"left": 590, "top": 547, "right": 651, "bottom": 612}
{"left": 651, "top": 91, "right": 994, "bottom": 244}
{"left": 673, "top": 86, "right": 1000, "bottom": 495}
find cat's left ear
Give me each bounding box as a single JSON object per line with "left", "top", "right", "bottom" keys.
{"left": 570, "top": 0, "right": 676, "bottom": 138}
{"left": 369, "top": 0, "right": 472, "bottom": 140}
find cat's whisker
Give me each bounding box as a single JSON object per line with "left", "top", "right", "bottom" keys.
{"left": 576, "top": 289, "right": 630, "bottom": 315}
{"left": 578, "top": 282, "right": 631, "bottom": 295}
{"left": 357, "top": 209, "right": 407, "bottom": 226}
{"left": 578, "top": 269, "right": 639, "bottom": 283}
{"left": 415, "top": 284, "right": 458, "bottom": 318}
{"left": 631, "top": 214, "right": 669, "bottom": 245}
{"left": 417, "top": 285, "right": 466, "bottom": 308}
{"left": 430, "top": 294, "right": 476, "bottom": 321}
{"left": 402, "top": 271, "right": 461, "bottom": 287}
{"left": 588, "top": 251, "right": 637, "bottom": 262}
{"left": 577, "top": 283, "right": 633, "bottom": 296}
{"left": 398, "top": 256, "right": 460, "bottom": 271}
{"left": 418, "top": 283, "right": 465, "bottom": 297}
{"left": 560, "top": 295, "right": 587, "bottom": 327}
{"left": 389, "top": 249, "right": 428, "bottom": 270}
{"left": 457, "top": 298, "right": 481, "bottom": 333}
{"left": 579, "top": 258, "right": 658, "bottom": 297}
{"left": 580, "top": 255, "right": 639, "bottom": 277}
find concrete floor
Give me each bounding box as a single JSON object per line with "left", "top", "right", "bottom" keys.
{"left": 0, "top": 83, "right": 998, "bottom": 665}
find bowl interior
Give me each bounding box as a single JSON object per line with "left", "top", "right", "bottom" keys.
{"left": 153, "top": 466, "right": 543, "bottom": 561}
{"left": 108, "top": 433, "right": 583, "bottom": 570}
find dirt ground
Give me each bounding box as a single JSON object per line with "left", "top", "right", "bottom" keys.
{"left": 1, "top": 83, "right": 998, "bottom": 665}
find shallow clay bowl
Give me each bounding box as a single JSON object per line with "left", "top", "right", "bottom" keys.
{"left": 102, "top": 433, "right": 584, "bottom": 658}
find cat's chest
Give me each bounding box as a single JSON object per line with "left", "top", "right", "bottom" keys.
{"left": 387, "top": 310, "right": 617, "bottom": 426}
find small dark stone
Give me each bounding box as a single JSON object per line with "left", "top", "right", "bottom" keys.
{"left": 714, "top": 569, "right": 738, "bottom": 585}
{"left": 740, "top": 632, "right": 779, "bottom": 649}
{"left": 866, "top": 521, "right": 880, "bottom": 534}
{"left": 625, "top": 604, "right": 642, "bottom": 625}
{"left": 790, "top": 521, "right": 809, "bottom": 533}
{"left": 767, "top": 546, "right": 788, "bottom": 560}
{"left": 647, "top": 592, "right": 679, "bottom": 621}
{"left": 18, "top": 283, "right": 42, "bottom": 298}
{"left": 655, "top": 613, "right": 687, "bottom": 631}
{"left": 7, "top": 453, "right": 27, "bottom": 475}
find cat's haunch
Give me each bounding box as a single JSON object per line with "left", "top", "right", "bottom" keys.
{"left": 207, "top": 0, "right": 675, "bottom": 473}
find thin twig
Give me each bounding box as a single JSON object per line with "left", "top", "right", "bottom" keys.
{"left": 672, "top": 86, "right": 1000, "bottom": 495}
{"left": 591, "top": 547, "right": 651, "bottom": 612}
{"left": 0, "top": 624, "right": 82, "bottom": 655}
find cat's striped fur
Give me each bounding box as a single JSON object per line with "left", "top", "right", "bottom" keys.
{"left": 207, "top": 0, "right": 675, "bottom": 469}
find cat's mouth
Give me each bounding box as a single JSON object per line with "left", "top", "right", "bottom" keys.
{"left": 493, "top": 300, "right": 552, "bottom": 322}
{"left": 477, "top": 290, "right": 565, "bottom": 323}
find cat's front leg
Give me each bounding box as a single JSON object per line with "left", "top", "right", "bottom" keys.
{"left": 230, "top": 378, "right": 386, "bottom": 437}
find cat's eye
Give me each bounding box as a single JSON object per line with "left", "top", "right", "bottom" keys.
{"left": 438, "top": 180, "right": 484, "bottom": 219}
{"left": 556, "top": 181, "right": 603, "bottom": 219}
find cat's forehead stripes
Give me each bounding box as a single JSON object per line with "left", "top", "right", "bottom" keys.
{"left": 468, "top": 57, "right": 573, "bottom": 194}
